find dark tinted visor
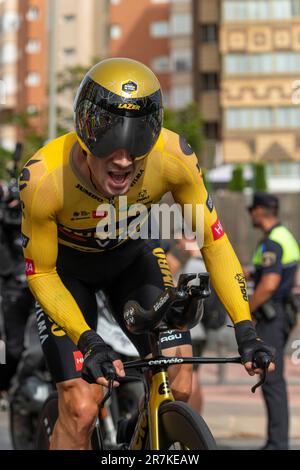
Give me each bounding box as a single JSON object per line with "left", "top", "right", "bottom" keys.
{"left": 76, "top": 101, "right": 162, "bottom": 158}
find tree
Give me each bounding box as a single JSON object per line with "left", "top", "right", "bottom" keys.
{"left": 252, "top": 161, "right": 267, "bottom": 191}
{"left": 163, "top": 103, "right": 204, "bottom": 156}
{"left": 229, "top": 164, "right": 246, "bottom": 192}
{"left": 0, "top": 146, "right": 12, "bottom": 180}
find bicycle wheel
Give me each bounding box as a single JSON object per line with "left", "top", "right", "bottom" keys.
{"left": 35, "top": 392, "right": 58, "bottom": 450}
{"left": 157, "top": 401, "right": 217, "bottom": 450}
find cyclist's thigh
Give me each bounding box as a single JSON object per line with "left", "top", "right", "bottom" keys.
{"left": 35, "top": 273, "right": 98, "bottom": 383}
{"left": 106, "top": 241, "right": 171, "bottom": 356}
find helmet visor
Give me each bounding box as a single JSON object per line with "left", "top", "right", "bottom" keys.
{"left": 75, "top": 100, "right": 162, "bottom": 159}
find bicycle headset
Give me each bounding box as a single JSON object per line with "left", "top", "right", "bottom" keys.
{"left": 73, "top": 57, "right": 163, "bottom": 160}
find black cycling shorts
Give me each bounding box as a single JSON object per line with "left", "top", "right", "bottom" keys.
{"left": 35, "top": 239, "right": 192, "bottom": 383}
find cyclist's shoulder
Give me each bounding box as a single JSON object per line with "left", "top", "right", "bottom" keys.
{"left": 20, "top": 132, "right": 76, "bottom": 188}
{"left": 158, "top": 127, "right": 195, "bottom": 160}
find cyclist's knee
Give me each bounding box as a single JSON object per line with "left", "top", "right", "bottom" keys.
{"left": 171, "top": 385, "right": 192, "bottom": 402}
{"left": 57, "top": 380, "right": 100, "bottom": 436}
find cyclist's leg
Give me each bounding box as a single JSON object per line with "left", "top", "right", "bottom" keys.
{"left": 106, "top": 241, "right": 193, "bottom": 401}
{"left": 35, "top": 273, "right": 102, "bottom": 450}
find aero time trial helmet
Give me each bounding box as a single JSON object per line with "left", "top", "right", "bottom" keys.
{"left": 74, "top": 58, "right": 163, "bottom": 159}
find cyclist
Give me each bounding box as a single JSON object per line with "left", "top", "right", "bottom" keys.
{"left": 20, "top": 58, "right": 275, "bottom": 450}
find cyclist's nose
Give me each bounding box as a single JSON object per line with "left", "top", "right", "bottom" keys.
{"left": 111, "top": 149, "right": 133, "bottom": 168}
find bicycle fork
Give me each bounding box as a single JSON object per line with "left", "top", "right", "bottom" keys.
{"left": 130, "top": 369, "right": 173, "bottom": 450}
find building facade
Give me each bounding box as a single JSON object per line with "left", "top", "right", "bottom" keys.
{"left": 194, "top": 0, "right": 300, "bottom": 186}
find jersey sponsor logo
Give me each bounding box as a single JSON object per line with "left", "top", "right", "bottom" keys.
{"left": 75, "top": 183, "right": 103, "bottom": 203}
{"left": 21, "top": 233, "right": 30, "bottom": 248}
{"left": 121, "top": 80, "right": 138, "bottom": 96}
{"left": 262, "top": 251, "right": 277, "bottom": 267}
{"left": 179, "top": 135, "right": 194, "bottom": 156}
{"left": 118, "top": 103, "right": 140, "bottom": 111}
{"left": 206, "top": 194, "right": 214, "bottom": 213}
{"left": 25, "top": 258, "right": 35, "bottom": 276}
{"left": 73, "top": 351, "right": 84, "bottom": 372}
{"left": 130, "top": 169, "right": 144, "bottom": 187}
{"left": 211, "top": 218, "right": 225, "bottom": 241}
{"left": 92, "top": 210, "right": 108, "bottom": 219}
{"left": 51, "top": 323, "right": 66, "bottom": 337}
{"left": 137, "top": 189, "right": 150, "bottom": 203}
{"left": 19, "top": 168, "right": 31, "bottom": 191}
{"left": 235, "top": 273, "right": 248, "bottom": 301}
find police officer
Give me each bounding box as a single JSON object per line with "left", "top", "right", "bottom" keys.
{"left": 248, "top": 192, "right": 300, "bottom": 450}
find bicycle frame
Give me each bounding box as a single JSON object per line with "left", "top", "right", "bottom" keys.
{"left": 124, "top": 355, "right": 241, "bottom": 450}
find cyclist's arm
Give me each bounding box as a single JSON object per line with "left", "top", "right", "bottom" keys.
{"left": 163, "top": 134, "right": 251, "bottom": 325}
{"left": 20, "top": 167, "right": 91, "bottom": 345}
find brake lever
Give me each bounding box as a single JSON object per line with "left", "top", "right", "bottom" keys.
{"left": 251, "top": 354, "right": 271, "bottom": 394}
{"left": 99, "top": 374, "right": 115, "bottom": 408}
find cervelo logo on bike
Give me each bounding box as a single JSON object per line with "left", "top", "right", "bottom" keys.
{"left": 148, "top": 358, "right": 184, "bottom": 366}
{"left": 93, "top": 196, "right": 205, "bottom": 249}
{"left": 153, "top": 292, "right": 170, "bottom": 312}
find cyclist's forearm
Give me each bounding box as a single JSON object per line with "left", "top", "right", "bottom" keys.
{"left": 28, "top": 272, "right": 91, "bottom": 344}
{"left": 202, "top": 235, "right": 252, "bottom": 324}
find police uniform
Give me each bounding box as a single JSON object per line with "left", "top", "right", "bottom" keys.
{"left": 252, "top": 213, "right": 300, "bottom": 449}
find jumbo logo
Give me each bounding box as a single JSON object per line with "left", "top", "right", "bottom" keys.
{"left": 51, "top": 323, "right": 66, "bottom": 337}
{"left": 118, "top": 103, "right": 141, "bottom": 111}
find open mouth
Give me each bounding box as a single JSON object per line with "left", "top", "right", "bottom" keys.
{"left": 108, "top": 171, "right": 132, "bottom": 186}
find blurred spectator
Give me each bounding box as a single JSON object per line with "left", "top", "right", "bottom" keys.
{"left": 248, "top": 192, "right": 300, "bottom": 450}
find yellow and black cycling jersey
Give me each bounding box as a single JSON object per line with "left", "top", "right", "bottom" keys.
{"left": 20, "top": 128, "right": 252, "bottom": 344}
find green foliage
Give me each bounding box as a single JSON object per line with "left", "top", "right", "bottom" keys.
{"left": 252, "top": 161, "right": 267, "bottom": 191}
{"left": 202, "top": 167, "right": 212, "bottom": 194}
{"left": 163, "top": 103, "right": 204, "bottom": 156}
{"left": 229, "top": 164, "right": 246, "bottom": 192}
{"left": 0, "top": 146, "right": 13, "bottom": 180}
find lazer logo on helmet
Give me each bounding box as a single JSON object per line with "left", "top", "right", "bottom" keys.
{"left": 118, "top": 103, "right": 141, "bottom": 111}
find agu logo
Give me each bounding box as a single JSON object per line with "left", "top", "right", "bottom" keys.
{"left": 25, "top": 258, "right": 36, "bottom": 276}
{"left": 73, "top": 351, "right": 84, "bottom": 372}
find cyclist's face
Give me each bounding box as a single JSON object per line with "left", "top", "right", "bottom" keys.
{"left": 87, "top": 149, "right": 144, "bottom": 197}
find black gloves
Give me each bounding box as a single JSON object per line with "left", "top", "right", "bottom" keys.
{"left": 235, "top": 320, "right": 276, "bottom": 367}
{"left": 78, "top": 330, "right": 120, "bottom": 384}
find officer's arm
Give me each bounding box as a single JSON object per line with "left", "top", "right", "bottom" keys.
{"left": 250, "top": 240, "right": 283, "bottom": 313}
{"left": 164, "top": 134, "right": 252, "bottom": 325}
{"left": 20, "top": 167, "right": 91, "bottom": 345}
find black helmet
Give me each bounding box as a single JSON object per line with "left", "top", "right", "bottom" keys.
{"left": 74, "top": 57, "right": 163, "bottom": 159}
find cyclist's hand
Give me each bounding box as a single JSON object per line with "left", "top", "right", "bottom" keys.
{"left": 235, "top": 320, "right": 275, "bottom": 376}
{"left": 78, "top": 330, "right": 125, "bottom": 387}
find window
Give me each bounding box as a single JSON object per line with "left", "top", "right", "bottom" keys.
{"left": 223, "top": 0, "right": 300, "bottom": 21}
{"left": 26, "top": 6, "right": 39, "bottom": 21}
{"left": 1, "top": 11, "right": 20, "bottom": 33}
{"left": 1, "top": 42, "right": 17, "bottom": 64}
{"left": 225, "top": 106, "right": 300, "bottom": 129}
{"left": 64, "top": 14, "right": 76, "bottom": 22}
{"left": 170, "top": 14, "right": 192, "bottom": 35}
{"left": 2, "top": 73, "right": 16, "bottom": 95}
{"left": 171, "top": 49, "right": 192, "bottom": 71}
{"left": 64, "top": 47, "right": 76, "bottom": 56}
{"left": 204, "top": 122, "right": 219, "bottom": 140}
{"left": 152, "top": 56, "right": 170, "bottom": 73}
{"left": 25, "top": 39, "right": 41, "bottom": 54}
{"left": 200, "top": 73, "right": 219, "bottom": 90}
{"left": 150, "top": 21, "right": 169, "bottom": 38}
{"left": 110, "top": 24, "right": 122, "bottom": 39}
{"left": 25, "top": 72, "right": 40, "bottom": 87}
{"left": 201, "top": 24, "right": 218, "bottom": 43}
{"left": 171, "top": 86, "right": 193, "bottom": 109}
{"left": 224, "top": 52, "right": 300, "bottom": 75}
{"left": 27, "top": 105, "right": 38, "bottom": 115}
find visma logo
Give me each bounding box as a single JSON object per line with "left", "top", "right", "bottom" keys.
{"left": 0, "top": 80, "right": 6, "bottom": 105}
{"left": 291, "top": 340, "right": 300, "bottom": 365}
{"left": 0, "top": 340, "right": 6, "bottom": 364}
